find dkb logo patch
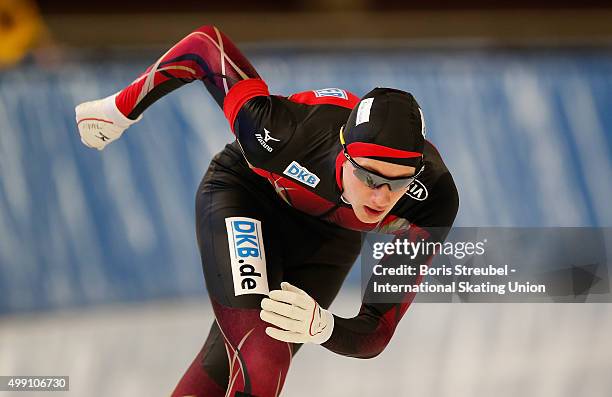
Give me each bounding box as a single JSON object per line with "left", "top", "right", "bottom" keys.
{"left": 225, "top": 217, "right": 269, "bottom": 296}
{"left": 283, "top": 161, "right": 320, "bottom": 188}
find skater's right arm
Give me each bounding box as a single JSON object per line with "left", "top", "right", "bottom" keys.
{"left": 75, "top": 25, "right": 266, "bottom": 150}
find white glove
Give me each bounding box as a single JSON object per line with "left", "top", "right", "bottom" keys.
{"left": 260, "top": 282, "right": 334, "bottom": 344}
{"left": 75, "top": 94, "right": 141, "bottom": 150}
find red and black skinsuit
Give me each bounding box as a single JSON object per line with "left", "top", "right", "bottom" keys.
{"left": 114, "top": 26, "right": 458, "bottom": 397}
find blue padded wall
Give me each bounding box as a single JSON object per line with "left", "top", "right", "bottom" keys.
{"left": 0, "top": 48, "right": 610, "bottom": 313}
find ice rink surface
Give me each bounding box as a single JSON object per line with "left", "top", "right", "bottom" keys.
{"left": 1, "top": 288, "right": 611, "bottom": 397}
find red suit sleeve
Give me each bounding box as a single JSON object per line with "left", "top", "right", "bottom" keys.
{"left": 223, "top": 78, "right": 270, "bottom": 132}
{"left": 322, "top": 173, "right": 459, "bottom": 358}
{"left": 114, "top": 25, "right": 261, "bottom": 123}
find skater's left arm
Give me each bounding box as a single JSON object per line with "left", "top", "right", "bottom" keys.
{"left": 322, "top": 172, "right": 458, "bottom": 358}
{"left": 261, "top": 172, "right": 459, "bottom": 358}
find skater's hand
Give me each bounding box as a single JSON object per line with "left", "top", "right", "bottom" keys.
{"left": 75, "top": 94, "right": 141, "bottom": 150}
{"left": 260, "top": 282, "right": 334, "bottom": 344}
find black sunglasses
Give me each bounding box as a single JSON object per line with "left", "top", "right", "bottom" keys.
{"left": 340, "top": 129, "right": 424, "bottom": 191}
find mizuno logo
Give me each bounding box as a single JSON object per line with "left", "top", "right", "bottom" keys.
{"left": 255, "top": 128, "right": 280, "bottom": 152}
{"left": 263, "top": 128, "right": 279, "bottom": 142}
{"left": 96, "top": 132, "right": 110, "bottom": 141}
